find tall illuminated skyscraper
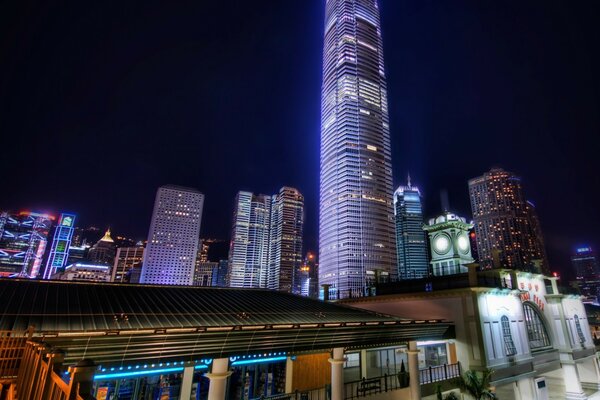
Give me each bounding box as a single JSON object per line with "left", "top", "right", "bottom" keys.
{"left": 140, "top": 185, "right": 204, "bottom": 285}
{"left": 394, "top": 178, "right": 428, "bottom": 279}
{"left": 319, "top": 0, "right": 396, "bottom": 299}
{"left": 469, "top": 168, "right": 547, "bottom": 271}
{"left": 228, "top": 187, "right": 303, "bottom": 292}
{"left": 43, "top": 213, "right": 76, "bottom": 279}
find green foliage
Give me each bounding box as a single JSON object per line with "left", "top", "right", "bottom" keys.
{"left": 444, "top": 392, "right": 460, "bottom": 400}
{"left": 453, "top": 369, "right": 497, "bottom": 400}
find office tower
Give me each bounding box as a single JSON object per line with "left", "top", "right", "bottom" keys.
{"left": 112, "top": 244, "right": 145, "bottom": 283}
{"left": 193, "top": 261, "right": 218, "bottom": 286}
{"left": 140, "top": 185, "right": 204, "bottom": 285}
{"left": 213, "top": 260, "right": 229, "bottom": 287}
{"left": 0, "top": 211, "right": 54, "bottom": 278}
{"left": 424, "top": 212, "right": 474, "bottom": 276}
{"left": 269, "top": 187, "right": 304, "bottom": 292}
{"left": 87, "top": 228, "right": 116, "bottom": 265}
{"left": 227, "top": 187, "right": 304, "bottom": 292}
{"left": 43, "top": 213, "right": 76, "bottom": 279}
{"left": 468, "top": 168, "right": 547, "bottom": 271}
{"left": 393, "top": 178, "right": 429, "bottom": 279}
{"left": 526, "top": 201, "right": 550, "bottom": 274}
{"left": 572, "top": 247, "right": 599, "bottom": 280}
{"left": 319, "top": 0, "right": 397, "bottom": 299}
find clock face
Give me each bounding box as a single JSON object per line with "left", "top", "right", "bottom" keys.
{"left": 434, "top": 235, "right": 450, "bottom": 254}
{"left": 457, "top": 235, "right": 470, "bottom": 253}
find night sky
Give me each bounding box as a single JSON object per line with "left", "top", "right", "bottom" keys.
{"left": 1, "top": 1, "right": 599, "bottom": 279}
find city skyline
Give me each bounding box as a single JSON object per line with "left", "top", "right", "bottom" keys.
{"left": 2, "top": 1, "right": 600, "bottom": 278}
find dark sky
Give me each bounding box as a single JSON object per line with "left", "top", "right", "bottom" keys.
{"left": 1, "top": 1, "right": 599, "bottom": 278}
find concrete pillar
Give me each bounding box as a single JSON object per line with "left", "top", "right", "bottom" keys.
{"left": 206, "top": 358, "right": 232, "bottom": 400}
{"left": 360, "top": 350, "right": 368, "bottom": 379}
{"left": 329, "top": 347, "right": 345, "bottom": 400}
{"left": 514, "top": 377, "right": 535, "bottom": 400}
{"left": 285, "top": 357, "right": 294, "bottom": 393}
{"left": 67, "top": 359, "right": 97, "bottom": 400}
{"left": 407, "top": 341, "right": 421, "bottom": 400}
{"left": 563, "top": 362, "right": 587, "bottom": 400}
{"left": 577, "top": 357, "right": 600, "bottom": 391}
{"left": 179, "top": 365, "right": 195, "bottom": 400}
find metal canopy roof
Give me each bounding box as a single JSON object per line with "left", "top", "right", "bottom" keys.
{"left": 0, "top": 279, "right": 453, "bottom": 366}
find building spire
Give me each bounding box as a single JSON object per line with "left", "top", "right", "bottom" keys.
{"left": 100, "top": 227, "right": 114, "bottom": 243}
{"left": 407, "top": 172, "right": 412, "bottom": 188}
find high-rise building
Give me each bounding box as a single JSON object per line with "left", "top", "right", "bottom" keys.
{"left": 213, "top": 259, "right": 229, "bottom": 287}
{"left": 140, "top": 185, "right": 204, "bottom": 286}
{"left": 424, "top": 212, "right": 474, "bottom": 276}
{"left": 228, "top": 187, "right": 304, "bottom": 292}
{"left": 43, "top": 213, "right": 76, "bottom": 279}
{"left": 393, "top": 178, "right": 428, "bottom": 279}
{"left": 269, "top": 187, "right": 304, "bottom": 293}
{"left": 0, "top": 211, "right": 54, "bottom": 278}
{"left": 468, "top": 168, "right": 547, "bottom": 271}
{"left": 87, "top": 228, "right": 116, "bottom": 265}
{"left": 112, "top": 244, "right": 145, "bottom": 283}
{"left": 319, "top": 0, "right": 397, "bottom": 299}
{"left": 572, "top": 247, "right": 599, "bottom": 280}
{"left": 193, "top": 261, "right": 218, "bottom": 287}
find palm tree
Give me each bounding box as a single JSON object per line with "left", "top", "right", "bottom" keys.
{"left": 454, "top": 369, "right": 497, "bottom": 400}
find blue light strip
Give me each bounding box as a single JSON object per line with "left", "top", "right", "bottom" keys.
{"left": 231, "top": 356, "right": 287, "bottom": 366}
{"left": 94, "top": 364, "right": 208, "bottom": 381}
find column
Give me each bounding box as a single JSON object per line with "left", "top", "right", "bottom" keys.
{"left": 360, "top": 350, "right": 368, "bottom": 379}
{"left": 285, "top": 357, "right": 294, "bottom": 393}
{"left": 407, "top": 341, "right": 421, "bottom": 400}
{"left": 329, "top": 348, "right": 345, "bottom": 400}
{"left": 179, "top": 365, "right": 195, "bottom": 400}
{"left": 206, "top": 358, "right": 232, "bottom": 400}
{"left": 563, "top": 362, "right": 587, "bottom": 400}
{"left": 67, "top": 359, "right": 97, "bottom": 400}
{"left": 514, "top": 377, "right": 535, "bottom": 400}
{"left": 577, "top": 357, "right": 600, "bottom": 391}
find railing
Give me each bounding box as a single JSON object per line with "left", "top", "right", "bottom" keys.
{"left": 345, "top": 374, "right": 402, "bottom": 400}
{"left": 419, "top": 363, "right": 461, "bottom": 385}
{"left": 0, "top": 328, "right": 33, "bottom": 379}
{"left": 251, "top": 387, "right": 328, "bottom": 400}
{"left": 15, "top": 340, "right": 90, "bottom": 400}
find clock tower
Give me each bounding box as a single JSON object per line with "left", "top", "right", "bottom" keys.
{"left": 424, "top": 212, "right": 474, "bottom": 276}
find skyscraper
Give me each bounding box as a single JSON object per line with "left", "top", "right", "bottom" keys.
{"left": 140, "top": 185, "right": 204, "bottom": 285}
{"left": 319, "top": 0, "right": 396, "bottom": 299}
{"left": 572, "top": 247, "right": 599, "bottom": 280}
{"left": 0, "top": 211, "right": 54, "bottom": 278}
{"left": 468, "top": 168, "right": 547, "bottom": 271}
{"left": 394, "top": 178, "right": 428, "bottom": 279}
{"left": 87, "top": 228, "right": 116, "bottom": 265}
{"left": 112, "top": 244, "right": 145, "bottom": 283}
{"left": 43, "top": 213, "right": 76, "bottom": 279}
{"left": 228, "top": 187, "right": 304, "bottom": 292}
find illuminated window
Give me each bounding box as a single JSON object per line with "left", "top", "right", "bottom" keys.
{"left": 523, "top": 303, "right": 551, "bottom": 351}
{"left": 501, "top": 316, "right": 517, "bottom": 356}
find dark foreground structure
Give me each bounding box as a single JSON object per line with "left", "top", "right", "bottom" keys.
{"left": 0, "top": 279, "right": 452, "bottom": 400}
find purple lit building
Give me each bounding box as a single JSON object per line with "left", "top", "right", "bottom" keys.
{"left": 319, "top": 0, "right": 397, "bottom": 299}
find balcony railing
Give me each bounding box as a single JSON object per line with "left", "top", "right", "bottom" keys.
{"left": 344, "top": 373, "right": 402, "bottom": 400}
{"left": 419, "top": 363, "right": 461, "bottom": 385}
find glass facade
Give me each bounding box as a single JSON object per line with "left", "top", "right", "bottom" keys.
{"left": 319, "top": 0, "right": 397, "bottom": 299}
{"left": 43, "top": 213, "right": 76, "bottom": 279}
{"left": 394, "top": 184, "right": 428, "bottom": 279}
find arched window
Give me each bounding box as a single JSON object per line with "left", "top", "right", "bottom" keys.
{"left": 574, "top": 314, "right": 586, "bottom": 346}
{"left": 501, "top": 315, "right": 517, "bottom": 356}
{"left": 523, "top": 302, "right": 551, "bottom": 350}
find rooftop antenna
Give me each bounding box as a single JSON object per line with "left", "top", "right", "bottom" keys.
{"left": 407, "top": 172, "right": 412, "bottom": 188}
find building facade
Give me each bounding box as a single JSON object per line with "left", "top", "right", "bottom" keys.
{"left": 0, "top": 211, "right": 54, "bottom": 278}
{"left": 319, "top": 0, "right": 397, "bottom": 299}
{"left": 112, "top": 244, "right": 145, "bottom": 283}
{"left": 43, "top": 213, "right": 76, "bottom": 279}
{"left": 140, "top": 185, "right": 204, "bottom": 286}
{"left": 572, "top": 247, "right": 599, "bottom": 280}
{"left": 394, "top": 179, "right": 429, "bottom": 279}
{"left": 228, "top": 187, "right": 304, "bottom": 293}
{"left": 52, "top": 262, "right": 112, "bottom": 282}
{"left": 423, "top": 212, "right": 474, "bottom": 276}
{"left": 87, "top": 228, "right": 116, "bottom": 265}
{"left": 469, "top": 168, "right": 547, "bottom": 271}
